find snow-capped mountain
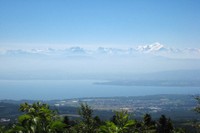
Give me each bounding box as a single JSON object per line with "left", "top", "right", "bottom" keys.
{"left": 0, "top": 43, "right": 200, "bottom": 59}
{"left": 136, "top": 42, "right": 166, "bottom": 53}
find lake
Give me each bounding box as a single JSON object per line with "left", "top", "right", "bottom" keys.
{"left": 0, "top": 80, "right": 200, "bottom": 100}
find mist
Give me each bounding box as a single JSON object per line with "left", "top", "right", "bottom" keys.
{"left": 1, "top": 44, "right": 200, "bottom": 80}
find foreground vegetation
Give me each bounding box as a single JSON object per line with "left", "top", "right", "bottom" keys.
{"left": 0, "top": 99, "right": 199, "bottom": 133}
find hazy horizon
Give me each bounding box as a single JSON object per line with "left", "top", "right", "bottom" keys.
{"left": 0, "top": 1, "right": 200, "bottom": 99}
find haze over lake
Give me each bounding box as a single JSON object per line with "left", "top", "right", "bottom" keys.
{"left": 0, "top": 80, "right": 199, "bottom": 100}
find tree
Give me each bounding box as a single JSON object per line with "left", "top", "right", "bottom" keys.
{"left": 9, "top": 102, "right": 66, "bottom": 133}
{"left": 194, "top": 96, "right": 200, "bottom": 131}
{"left": 157, "top": 115, "right": 174, "bottom": 133}
{"left": 0, "top": 125, "right": 6, "bottom": 133}
{"left": 0, "top": 102, "right": 186, "bottom": 133}
{"left": 100, "top": 110, "right": 136, "bottom": 133}
{"left": 143, "top": 114, "right": 152, "bottom": 126}
{"left": 194, "top": 96, "right": 200, "bottom": 113}
{"left": 142, "top": 113, "right": 156, "bottom": 133}
{"left": 76, "top": 103, "right": 99, "bottom": 133}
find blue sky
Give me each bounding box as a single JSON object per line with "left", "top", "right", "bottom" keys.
{"left": 1, "top": 1, "right": 200, "bottom": 100}
{"left": 0, "top": 0, "right": 200, "bottom": 48}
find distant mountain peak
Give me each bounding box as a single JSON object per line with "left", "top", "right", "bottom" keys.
{"left": 136, "top": 42, "right": 165, "bottom": 53}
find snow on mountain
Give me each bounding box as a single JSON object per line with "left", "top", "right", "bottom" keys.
{"left": 136, "top": 42, "right": 167, "bottom": 53}
{"left": 2, "top": 49, "right": 42, "bottom": 57}
{"left": 135, "top": 43, "right": 200, "bottom": 59}
{"left": 96, "top": 47, "right": 127, "bottom": 55}
{"left": 1, "top": 43, "right": 200, "bottom": 59}
{"left": 68, "top": 47, "right": 86, "bottom": 54}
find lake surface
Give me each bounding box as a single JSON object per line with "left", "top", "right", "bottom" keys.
{"left": 0, "top": 80, "right": 200, "bottom": 100}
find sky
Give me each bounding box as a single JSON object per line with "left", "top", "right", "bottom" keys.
{"left": 0, "top": 0, "right": 200, "bottom": 48}
{"left": 0, "top": 0, "right": 200, "bottom": 80}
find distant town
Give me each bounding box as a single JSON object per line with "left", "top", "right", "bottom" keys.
{"left": 1, "top": 94, "right": 199, "bottom": 124}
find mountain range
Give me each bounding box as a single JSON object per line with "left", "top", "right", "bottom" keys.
{"left": 1, "top": 42, "right": 200, "bottom": 59}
